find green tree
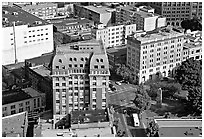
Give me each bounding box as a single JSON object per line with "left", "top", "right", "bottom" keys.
{"left": 181, "top": 18, "right": 202, "bottom": 32}
{"left": 115, "top": 64, "right": 138, "bottom": 84}
{"left": 146, "top": 120, "right": 159, "bottom": 137}
{"left": 174, "top": 58, "right": 202, "bottom": 90}
{"left": 133, "top": 85, "right": 151, "bottom": 114}
{"left": 187, "top": 87, "right": 202, "bottom": 116}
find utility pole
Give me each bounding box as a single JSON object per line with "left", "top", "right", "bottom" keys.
{"left": 12, "top": 21, "right": 18, "bottom": 64}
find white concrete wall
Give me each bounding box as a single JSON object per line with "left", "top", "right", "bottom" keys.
{"left": 2, "top": 24, "right": 54, "bottom": 65}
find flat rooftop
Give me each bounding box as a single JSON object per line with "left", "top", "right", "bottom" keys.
{"left": 48, "top": 18, "right": 94, "bottom": 27}
{"left": 2, "top": 112, "right": 28, "bottom": 137}
{"left": 106, "top": 47, "right": 127, "bottom": 56}
{"left": 2, "top": 87, "right": 42, "bottom": 105}
{"left": 25, "top": 52, "right": 54, "bottom": 67}
{"left": 57, "top": 39, "right": 105, "bottom": 54}
{"left": 2, "top": 89, "right": 32, "bottom": 105}
{"left": 129, "top": 27, "right": 184, "bottom": 44}
{"left": 16, "top": 2, "right": 57, "bottom": 9}
{"left": 155, "top": 119, "right": 202, "bottom": 137}
{"left": 84, "top": 5, "right": 115, "bottom": 14}
{"left": 71, "top": 109, "right": 108, "bottom": 124}
{"left": 118, "top": 5, "right": 159, "bottom": 18}
{"left": 31, "top": 65, "right": 51, "bottom": 78}
{"left": 2, "top": 5, "right": 48, "bottom": 27}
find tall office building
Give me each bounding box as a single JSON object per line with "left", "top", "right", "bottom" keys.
{"left": 116, "top": 5, "right": 166, "bottom": 32}
{"left": 127, "top": 27, "right": 184, "bottom": 83}
{"left": 2, "top": 5, "right": 54, "bottom": 65}
{"left": 146, "top": 2, "right": 202, "bottom": 26}
{"left": 52, "top": 39, "right": 110, "bottom": 127}
{"left": 92, "top": 23, "right": 137, "bottom": 48}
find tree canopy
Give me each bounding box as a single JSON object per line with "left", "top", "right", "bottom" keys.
{"left": 174, "top": 58, "right": 202, "bottom": 90}
{"left": 133, "top": 85, "right": 151, "bottom": 114}
{"left": 187, "top": 86, "right": 202, "bottom": 116}
{"left": 115, "top": 64, "right": 138, "bottom": 84}
{"left": 181, "top": 18, "right": 202, "bottom": 32}
{"left": 146, "top": 120, "right": 159, "bottom": 137}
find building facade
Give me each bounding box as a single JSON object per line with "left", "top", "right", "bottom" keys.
{"left": 92, "top": 23, "right": 136, "bottom": 48}
{"left": 146, "top": 2, "right": 202, "bottom": 26}
{"left": 116, "top": 5, "right": 166, "bottom": 32}
{"left": 2, "top": 5, "right": 54, "bottom": 65}
{"left": 74, "top": 4, "right": 115, "bottom": 26}
{"left": 52, "top": 39, "right": 110, "bottom": 127}
{"left": 127, "top": 27, "right": 184, "bottom": 83}
{"left": 182, "top": 30, "right": 202, "bottom": 61}
{"left": 2, "top": 87, "right": 46, "bottom": 117}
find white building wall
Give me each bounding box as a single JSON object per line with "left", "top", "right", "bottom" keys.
{"left": 2, "top": 24, "right": 54, "bottom": 65}
{"left": 95, "top": 24, "right": 136, "bottom": 48}
{"left": 144, "top": 16, "right": 158, "bottom": 31}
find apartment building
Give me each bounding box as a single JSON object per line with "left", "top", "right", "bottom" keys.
{"left": 52, "top": 39, "right": 110, "bottom": 127}
{"left": 74, "top": 4, "right": 115, "bottom": 26}
{"left": 116, "top": 5, "right": 166, "bottom": 32}
{"left": 2, "top": 5, "right": 54, "bottom": 65}
{"left": 146, "top": 2, "right": 202, "bottom": 26}
{"left": 127, "top": 27, "right": 184, "bottom": 83}
{"left": 182, "top": 31, "right": 202, "bottom": 61}
{"left": 15, "top": 2, "right": 58, "bottom": 19}
{"left": 2, "top": 87, "right": 46, "bottom": 117}
{"left": 92, "top": 23, "right": 136, "bottom": 48}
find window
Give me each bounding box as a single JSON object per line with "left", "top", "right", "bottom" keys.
{"left": 93, "top": 82, "right": 97, "bottom": 86}
{"left": 56, "top": 66, "right": 59, "bottom": 69}
{"left": 19, "top": 103, "right": 23, "bottom": 107}
{"left": 80, "top": 64, "right": 83, "bottom": 67}
{"left": 100, "top": 59, "right": 103, "bottom": 62}
{"left": 94, "top": 65, "right": 98, "bottom": 69}
{"left": 101, "top": 65, "right": 105, "bottom": 68}
{"left": 26, "top": 101, "right": 30, "bottom": 105}
{"left": 19, "top": 108, "right": 24, "bottom": 113}
{"left": 11, "top": 105, "right": 15, "bottom": 109}
{"left": 11, "top": 110, "right": 16, "bottom": 115}
{"left": 3, "top": 107, "right": 7, "bottom": 111}
{"left": 93, "top": 88, "right": 96, "bottom": 91}
{"left": 59, "top": 59, "right": 62, "bottom": 63}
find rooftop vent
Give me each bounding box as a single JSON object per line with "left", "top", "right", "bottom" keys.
{"left": 12, "top": 12, "right": 18, "bottom": 16}
{"left": 3, "top": 10, "right": 9, "bottom": 14}
{"left": 34, "top": 20, "right": 43, "bottom": 25}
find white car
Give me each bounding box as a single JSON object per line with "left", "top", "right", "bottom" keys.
{"left": 115, "top": 82, "right": 122, "bottom": 85}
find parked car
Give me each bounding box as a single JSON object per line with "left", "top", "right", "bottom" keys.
{"left": 115, "top": 82, "right": 122, "bottom": 85}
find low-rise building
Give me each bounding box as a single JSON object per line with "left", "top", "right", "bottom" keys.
{"left": 92, "top": 23, "right": 136, "bottom": 48}
{"left": 155, "top": 119, "right": 202, "bottom": 137}
{"left": 2, "top": 87, "right": 46, "bottom": 117}
{"left": 116, "top": 5, "right": 166, "bottom": 32}
{"left": 25, "top": 53, "right": 53, "bottom": 110}
{"left": 15, "top": 2, "right": 58, "bottom": 20}
{"left": 2, "top": 5, "right": 54, "bottom": 65}
{"left": 2, "top": 111, "right": 28, "bottom": 137}
{"left": 182, "top": 30, "right": 202, "bottom": 61}
{"left": 106, "top": 47, "right": 127, "bottom": 68}
{"left": 74, "top": 4, "right": 116, "bottom": 26}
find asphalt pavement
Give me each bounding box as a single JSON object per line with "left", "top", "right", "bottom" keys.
{"left": 108, "top": 81, "right": 147, "bottom": 137}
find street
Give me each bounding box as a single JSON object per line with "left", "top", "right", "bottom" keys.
{"left": 108, "top": 81, "right": 147, "bottom": 137}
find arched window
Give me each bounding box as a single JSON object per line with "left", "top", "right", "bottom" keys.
{"left": 70, "top": 58, "right": 72, "bottom": 61}
{"left": 74, "top": 58, "right": 77, "bottom": 61}
{"left": 100, "top": 59, "right": 103, "bottom": 62}
{"left": 59, "top": 59, "right": 62, "bottom": 63}
{"left": 81, "top": 58, "right": 84, "bottom": 61}
{"left": 96, "top": 59, "right": 99, "bottom": 62}
{"left": 93, "top": 76, "right": 96, "bottom": 80}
